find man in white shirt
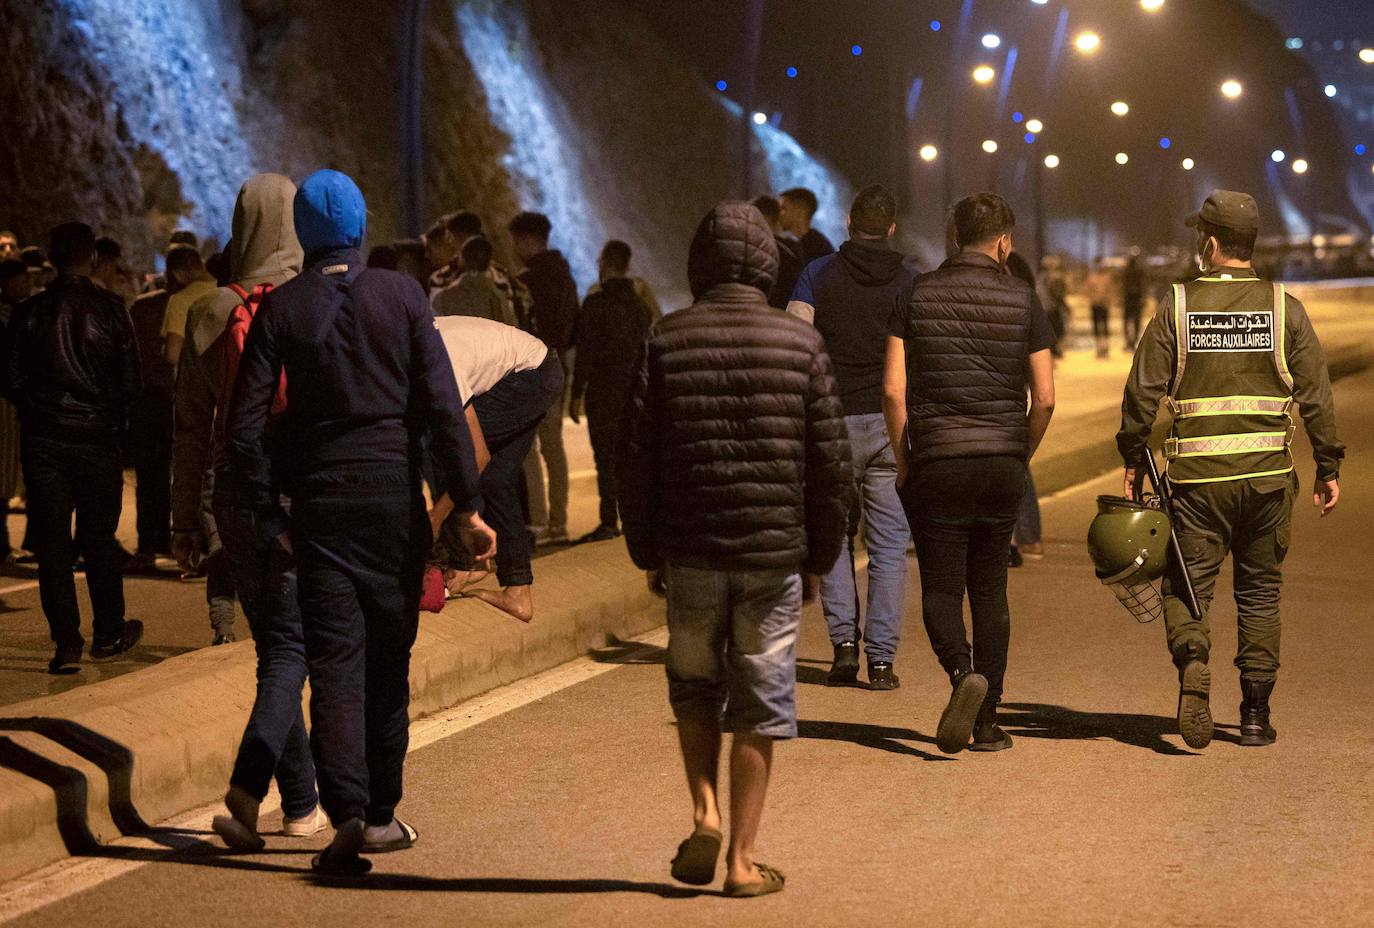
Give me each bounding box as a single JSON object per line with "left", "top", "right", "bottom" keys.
{"left": 429, "top": 316, "right": 563, "bottom": 621}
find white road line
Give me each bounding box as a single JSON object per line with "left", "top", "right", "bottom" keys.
{"left": 0, "top": 626, "right": 670, "bottom": 924}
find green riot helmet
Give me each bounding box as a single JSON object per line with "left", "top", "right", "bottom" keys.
{"left": 1087, "top": 496, "right": 1172, "bottom": 623}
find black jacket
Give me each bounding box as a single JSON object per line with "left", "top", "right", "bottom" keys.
{"left": 617, "top": 202, "right": 852, "bottom": 574}
{"left": 894, "top": 252, "right": 1037, "bottom": 466}
{"left": 571, "top": 276, "right": 651, "bottom": 410}
{"left": 521, "top": 250, "right": 580, "bottom": 352}
{"left": 1, "top": 274, "right": 141, "bottom": 444}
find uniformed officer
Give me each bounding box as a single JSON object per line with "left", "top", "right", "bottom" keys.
{"left": 1116, "top": 190, "right": 1343, "bottom": 750}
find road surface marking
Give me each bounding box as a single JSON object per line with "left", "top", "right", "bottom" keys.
{"left": 0, "top": 625, "right": 670, "bottom": 924}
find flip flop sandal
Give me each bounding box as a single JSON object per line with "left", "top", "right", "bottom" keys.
{"left": 669, "top": 827, "right": 722, "bottom": 885}
{"left": 212, "top": 814, "right": 266, "bottom": 852}
{"left": 360, "top": 818, "right": 419, "bottom": 854}
{"left": 724, "top": 863, "right": 786, "bottom": 898}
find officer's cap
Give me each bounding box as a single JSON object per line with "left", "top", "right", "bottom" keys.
{"left": 1185, "top": 190, "right": 1260, "bottom": 232}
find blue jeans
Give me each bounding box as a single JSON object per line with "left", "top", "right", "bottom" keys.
{"left": 215, "top": 505, "right": 317, "bottom": 819}
{"left": 820, "top": 413, "right": 909, "bottom": 664}
{"left": 664, "top": 564, "right": 802, "bottom": 739}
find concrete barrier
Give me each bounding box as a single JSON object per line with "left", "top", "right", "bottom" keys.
{"left": 0, "top": 540, "right": 660, "bottom": 885}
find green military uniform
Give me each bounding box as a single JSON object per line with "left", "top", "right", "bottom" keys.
{"left": 1117, "top": 198, "right": 1343, "bottom": 691}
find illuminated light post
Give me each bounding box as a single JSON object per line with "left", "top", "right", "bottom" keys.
{"left": 1221, "top": 79, "right": 1244, "bottom": 100}
{"left": 1043, "top": 154, "right": 1060, "bottom": 169}
{"left": 1141, "top": 0, "right": 1165, "bottom": 10}
{"left": 1360, "top": 48, "right": 1374, "bottom": 64}
{"left": 982, "top": 139, "right": 1000, "bottom": 154}
{"left": 1111, "top": 101, "right": 1130, "bottom": 117}
{"left": 752, "top": 111, "right": 768, "bottom": 126}
{"left": 919, "top": 144, "right": 939, "bottom": 162}
{"left": 1291, "top": 158, "right": 1309, "bottom": 175}
{"left": 1075, "top": 31, "right": 1102, "bottom": 54}
{"left": 1182, "top": 158, "right": 1195, "bottom": 170}
{"left": 1115, "top": 152, "right": 1130, "bottom": 165}
{"left": 973, "top": 65, "right": 997, "bottom": 85}
{"left": 1271, "top": 149, "right": 1286, "bottom": 163}
{"left": 1025, "top": 118, "right": 1044, "bottom": 134}
{"left": 982, "top": 33, "right": 1002, "bottom": 49}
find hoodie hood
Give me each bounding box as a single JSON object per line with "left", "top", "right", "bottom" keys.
{"left": 294, "top": 170, "right": 366, "bottom": 260}
{"left": 230, "top": 173, "right": 303, "bottom": 285}
{"left": 687, "top": 202, "right": 779, "bottom": 300}
{"left": 838, "top": 239, "right": 905, "bottom": 287}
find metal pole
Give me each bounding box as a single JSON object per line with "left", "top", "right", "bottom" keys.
{"left": 400, "top": 0, "right": 429, "bottom": 237}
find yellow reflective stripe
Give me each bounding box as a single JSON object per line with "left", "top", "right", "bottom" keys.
{"left": 1173, "top": 283, "right": 1187, "bottom": 387}
{"left": 1274, "top": 283, "right": 1294, "bottom": 391}
{"left": 1174, "top": 395, "right": 1292, "bottom": 418}
{"left": 1195, "top": 276, "right": 1261, "bottom": 282}
{"left": 1172, "top": 431, "right": 1290, "bottom": 457}
{"left": 1169, "top": 466, "right": 1295, "bottom": 485}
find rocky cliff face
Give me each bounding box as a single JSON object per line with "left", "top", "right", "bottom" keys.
{"left": 0, "top": 0, "right": 849, "bottom": 302}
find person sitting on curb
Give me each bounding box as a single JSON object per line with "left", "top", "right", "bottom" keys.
{"left": 617, "top": 201, "right": 852, "bottom": 898}
{"left": 429, "top": 315, "right": 564, "bottom": 623}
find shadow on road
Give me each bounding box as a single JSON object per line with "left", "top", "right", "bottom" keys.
{"left": 588, "top": 635, "right": 665, "bottom": 665}
{"left": 797, "top": 719, "right": 953, "bottom": 761}
{"left": 999, "top": 702, "right": 1240, "bottom": 754}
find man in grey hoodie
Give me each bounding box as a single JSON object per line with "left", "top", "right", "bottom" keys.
{"left": 171, "top": 174, "right": 323, "bottom": 848}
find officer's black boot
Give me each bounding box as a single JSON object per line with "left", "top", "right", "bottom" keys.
{"left": 826, "top": 641, "right": 860, "bottom": 686}
{"left": 1239, "top": 679, "right": 1278, "bottom": 747}
{"left": 1176, "top": 644, "right": 1213, "bottom": 750}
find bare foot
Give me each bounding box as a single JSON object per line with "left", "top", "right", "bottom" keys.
{"left": 468, "top": 585, "right": 534, "bottom": 623}
{"left": 444, "top": 567, "right": 490, "bottom": 597}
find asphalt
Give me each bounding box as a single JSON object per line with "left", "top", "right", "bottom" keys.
{"left": 6, "top": 366, "right": 1372, "bottom": 927}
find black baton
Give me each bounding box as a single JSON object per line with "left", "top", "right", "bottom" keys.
{"left": 1142, "top": 448, "right": 1203, "bottom": 621}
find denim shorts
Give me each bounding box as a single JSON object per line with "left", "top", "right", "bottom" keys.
{"left": 664, "top": 563, "right": 802, "bottom": 739}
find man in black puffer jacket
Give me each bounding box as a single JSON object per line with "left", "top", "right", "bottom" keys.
{"left": 617, "top": 201, "right": 852, "bottom": 898}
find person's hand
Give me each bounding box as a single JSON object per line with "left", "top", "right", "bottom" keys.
{"left": 568, "top": 396, "right": 582, "bottom": 425}
{"left": 456, "top": 511, "right": 498, "bottom": 566}
{"left": 276, "top": 532, "right": 294, "bottom": 555}
{"left": 1314, "top": 478, "right": 1340, "bottom": 517}
{"left": 1123, "top": 466, "right": 1138, "bottom": 501}
{"left": 429, "top": 507, "right": 447, "bottom": 544}
{"left": 646, "top": 569, "right": 667, "bottom": 598}
{"left": 802, "top": 574, "right": 820, "bottom": 603}
{"left": 171, "top": 532, "right": 201, "bottom": 572}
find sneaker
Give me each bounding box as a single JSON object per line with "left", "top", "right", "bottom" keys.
{"left": 282, "top": 805, "right": 328, "bottom": 838}
{"left": 47, "top": 645, "right": 83, "bottom": 675}
{"left": 826, "top": 641, "right": 860, "bottom": 686}
{"left": 91, "top": 619, "right": 144, "bottom": 659}
{"left": 1019, "top": 542, "right": 1045, "bottom": 559}
{"left": 1177, "top": 661, "right": 1214, "bottom": 749}
{"left": 534, "top": 528, "right": 569, "bottom": 547}
{"left": 867, "top": 662, "right": 900, "bottom": 691}
{"left": 574, "top": 525, "right": 621, "bottom": 544}
{"left": 937, "top": 669, "right": 989, "bottom": 754}
{"left": 970, "top": 720, "right": 1013, "bottom": 752}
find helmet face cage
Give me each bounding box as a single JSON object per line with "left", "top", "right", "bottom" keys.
{"left": 1088, "top": 495, "right": 1171, "bottom": 624}
{"left": 1106, "top": 569, "right": 1164, "bottom": 624}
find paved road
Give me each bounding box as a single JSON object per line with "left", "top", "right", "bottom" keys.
{"left": 4, "top": 367, "right": 1370, "bottom": 926}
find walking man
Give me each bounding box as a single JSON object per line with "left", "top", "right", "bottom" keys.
{"left": 779, "top": 188, "right": 836, "bottom": 264}
{"left": 618, "top": 202, "right": 852, "bottom": 897}
{"left": 1117, "top": 190, "right": 1343, "bottom": 749}
{"left": 1, "top": 222, "right": 143, "bottom": 674}
{"left": 787, "top": 184, "right": 915, "bottom": 689}
{"left": 229, "top": 170, "right": 495, "bottom": 874}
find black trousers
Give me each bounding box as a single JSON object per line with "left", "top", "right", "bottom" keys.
{"left": 900, "top": 455, "right": 1025, "bottom": 705}
{"left": 21, "top": 434, "right": 128, "bottom": 649}
{"left": 585, "top": 388, "right": 626, "bottom": 530}
{"left": 294, "top": 475, "right": 429, "bottom": 826}
{"left": 127, "top": 393, "right": 172, "bottom": 555}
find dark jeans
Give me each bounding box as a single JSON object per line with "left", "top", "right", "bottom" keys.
{"left": 205, "top": 548, "right": 237, "bottom": 633}
{"left": 1091, "top": 304, "right": 1110, "bottom": 353}
{"left": 1014, "top": 467, "right": 1041, "bottom": 546}
{"left": 216, "top": 505, "right": 317, "bottom": 819}
{"left": 294, "top": 476, "right": 429, "bottom": 826}
{"left": 437, "top": 353, "right": 563, "bottom": 586}
{"left": 585, "top": 389, "right": 625, "bottom": 530}
{"left": 20, "top": 434, "right": 128, "bottom": 650}
{"left": 1123, "top": 299, "right": 1143, "bottom": 348}
{"left": 128, "top": 394, "right": 172, "bottom": 555}
{"left": 900, "top": 455, "right": 1026, "bottom": 705}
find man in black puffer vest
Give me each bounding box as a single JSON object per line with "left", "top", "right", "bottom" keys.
{"left": 884, "top": 193, "right": 1056, "bottom": 755}
{"left": 618, "top": 202, "right": 852, "bottom": 898}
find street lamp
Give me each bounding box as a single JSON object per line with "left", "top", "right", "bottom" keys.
{"left": 1043, "top": 154, "right": 1061, "bottom": 169}
{"left": 1220, "top": 79, "right": 1243, "bottom": 100}
{"left": 1115, "top": 152, "right": 1130, "bottom": 165}
{"left": 1182, "top": 157, "right": 1195, "bottom": 170}
{"left": 1141, "top": 0, "right": 1165, "bottom": 10}
{"left": 1292, "top": 158, "right": 1309, "bottom": 175}
{"left": 1360, "top": 48, "right": 1374, "bottom": 64}
{"left": 1111, "top": 101, "right": 1130, "bottom": 117}
{"left": 1271, "top": 149, "right": 1286, "bottom": 163}
{"left": 982, "top": 33, "right": 1002, "bottom": 49}
{"left": 752, "top": 111, "right": 768, "bottom": 125}
{"left": 1074, "top": 31, "right": 1102, "bottom": 54}
{"left": 1025, "top": 118, "right": 1045, "bottom": 134}
{"left": 919, "top": 144, "right": 939, "bottom": 162}
{"left": 973, "top": 65, "right": 996, "bottom": 84}
{"left": 982, "top": 139, "right": 1000, "bottom": 154}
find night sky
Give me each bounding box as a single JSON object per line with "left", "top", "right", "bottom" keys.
{"left": 1245, "top": 0, "right": 1374, "bottom": 36}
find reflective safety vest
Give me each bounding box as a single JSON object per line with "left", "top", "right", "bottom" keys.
{"left": 1164, "top": 276, "right": 1295, "bottom": 485}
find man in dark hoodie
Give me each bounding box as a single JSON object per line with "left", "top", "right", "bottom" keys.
{"left": 229, "top": 170, "right": 496, "bottom": 875}
{"left": 787, "top": 184, "right": 915, "bottom": 691}
{"left": 617, "top": 202, "right": 852, "bottom": 898}
{"left": 509, "top": 211, "right": 577, "bottom": 545}
{"left": 173, "top": 173, "right": 326, "bottom": 850}
{"left": 568, "top": 240, "right": 653, "bottom": 543}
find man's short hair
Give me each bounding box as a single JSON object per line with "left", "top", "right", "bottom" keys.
{"left": 780, "top": 187, "right": 819, "bottom": 218}
{"left": 165, "top": 244, "right": 203, "bottom": 278}
{"left": 426, "top": 215, "right": 454, "bottom": 243}
{"left": 1196, "top": 218, "right": 1258, "bottom": 262}
{"left": 849, "top": 184, "right": 897, "bottom": 237}
{"left": 367, "top": 243, "right": 399, "bottom": 270}
{"left": 50, "top": 222, "right": 97, "bottom": 271}
{"left": 461, "top": 235, "right": 494, "bottom": 272}
{"left": 19, "top": 245, "right": 45, "bottom": 268}
{"left": 751, "top": 195, "right": 781, "bottom": 224}
{"left": 0, "top": 231, "right": 17, "bottom": 245}
{"left": 393, "top": 238, "right": 427, "bottom": 265}
{"left": 168, "top": 229, "right": 198, "bottom": 249}
{"left": 508, "top": 211, "right": 552, "bottom": 241}
{"left": 0, "top": 258, "right": 27, "bottom": 283}
{"left": 600, "top": 239, "right": 632, "bottom": 272}
{"left": 951, "top": 193, "right": 1016, "bottom": 248}
{"left": 446, "top": 210, "right": 483, "bottom": 239}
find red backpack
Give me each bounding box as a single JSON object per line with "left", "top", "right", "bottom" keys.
{"left": 223, "top": 283, "right": 287, "bottom": 420}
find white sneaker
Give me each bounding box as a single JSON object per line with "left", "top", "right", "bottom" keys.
{"left": 281, "top": 806, "right": 327, "bottom": 838}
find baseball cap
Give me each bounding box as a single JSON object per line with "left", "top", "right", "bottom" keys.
{"left": 1185, "top": 189, "right": 1260, "bottom": 232}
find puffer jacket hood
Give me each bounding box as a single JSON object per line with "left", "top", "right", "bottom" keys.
{"left": 294, "top": 169, "right": 366, "bottom": 259}
{"left": 838, "top": 239, "right": 905, "bottom": 287}
{"left": 687, "top": 202, "right": 779, "bottom": 300}
{"left": 230, "top": 173, "right": 302, "bottom": 285}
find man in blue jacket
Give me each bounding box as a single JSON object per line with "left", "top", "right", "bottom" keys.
{"left": 228, "top": 170, "right": 496, "bottom": 874}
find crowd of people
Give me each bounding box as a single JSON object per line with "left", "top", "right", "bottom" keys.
{"left": 0, "top": 171, "right": 1340, "bottom": 894}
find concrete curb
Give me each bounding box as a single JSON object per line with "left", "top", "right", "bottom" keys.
{"left": 0, "top": 541, "right": 658, "bottom": 885}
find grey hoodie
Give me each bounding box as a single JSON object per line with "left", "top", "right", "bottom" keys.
{"left": 171, "top": 173, "right": 303, "bottom": 538}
